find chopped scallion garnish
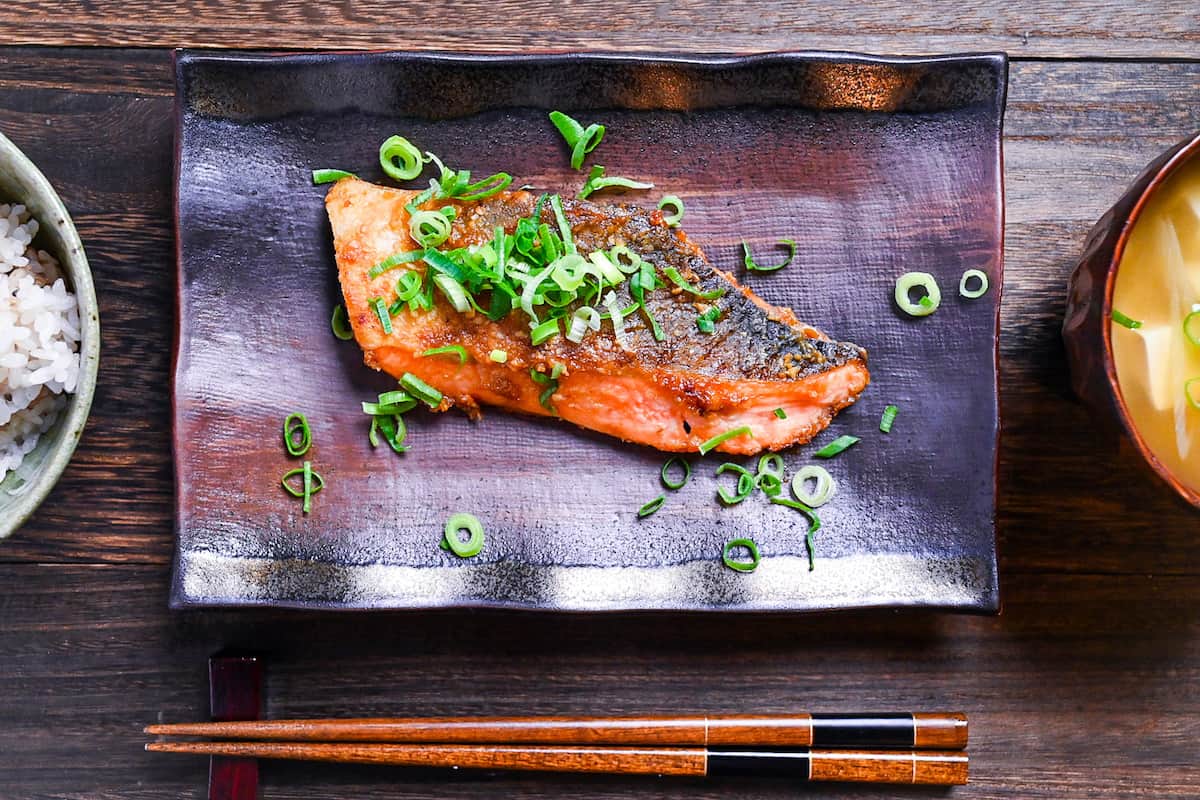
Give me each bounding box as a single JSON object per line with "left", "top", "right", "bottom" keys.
{"left": 549, "top": 111, "right": 605, "bottom": 170}
{"left": 743, "top": 239, "right": 796, "bottom": 272}
{"left": 281, "top": 461, "right": 324, "bottom": 515}
{"left": 371, "top": 297, "right": 392, "bottom": 334}
{"left": 579, "top": 164, "right": 653, "bottom": 201}
{"left": 696, "top": 305, "right": 721, "bottom": 334}
{"left": 409, "top": 209, "right": 453, "bottom": 248}
{"left": 400, "top": 373, "right": 444, "bottom": 408}
{"left": 330, "top": 304, "right": 354, "bottom": 340}
{"left": 715, "top": 462, "right": 756, "bottom": 505}
{"left": 489, "top": 349, "right": 508, "bottom": 363}
{"left": 959, "top": 269, "right": 989, "bottom": 299}
{"left": 282, "top": 412, "right": 311, "bottom": 457}
{"left": 1186, "top": 377, "right": 1200, "bottom": 411}
{"left": 379, "top": 135, "right": 424, "bottom": 181}
{"left": 895, "top": 272, "right": 941, "bottom": 317}
{"left": 770, "top": 496, "right": 821, "bottom": 570}
{"left": 549, "top": 194, "right": 576, "bottom": 255}
{"left": 312, "top": 168, "right": 356, "bottom": 185}
{"left": 368, "top": 250, "right": 425, "bottom": 279}
{"left": 698, "top": 426, "right": 753, "bottom": 455}
{"left": 814, "top": 435, "right": 860, "bottom": 459}
{"left": 422, "top": 345, "right": 469, "bottom": 364}
{"left": 373, "top": 413, "right": 409, "bottom": 454}
{"left": 773, "top": 408, "right": 787, "bottom": 419}
{"left": 442, "top": 512, "right": 485, "bottom": 558}
{"left": 660, "top": 457, "right": 691, "bottom": 490}
{"left": 662, "top": 266, "right": 725, "bottom": 300}
{"left": 637, "top": 495, "right": 666, "bottom": 518}
{"left": 879, "top": 404, "right": 899, "bottom": 433}
{"left": 721, "top": 538, "right": 760, "bottom": 572}
{"left": 791, "top": 465, "right": 836, "bottom": 508}
{"left": 530, "top": 317, "right": 561, "bottom": 346}
{"left": 657, "top": 195, "right": 684, "bottom": 227}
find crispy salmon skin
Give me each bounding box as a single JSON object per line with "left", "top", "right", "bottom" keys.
{"left": 326, "top": 178, "right": 868, "bottom": 455}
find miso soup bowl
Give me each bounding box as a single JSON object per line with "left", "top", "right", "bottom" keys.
{"left": 1063, "top": 130, "right": 1200, "bottom": 508}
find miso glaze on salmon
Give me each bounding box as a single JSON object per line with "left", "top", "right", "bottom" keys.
{"left": 326, "top": 178, "right": 869, "bottom": 455}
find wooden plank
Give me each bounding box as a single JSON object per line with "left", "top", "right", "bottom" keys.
{"left": 0, "top": 54, "right": 1198, "bottom": 578}
{"left": 0, "top": 564, "right": 1197, "bottom": 797}
{"left": 0, "top": 1, "right": 1198, "bottom": 58}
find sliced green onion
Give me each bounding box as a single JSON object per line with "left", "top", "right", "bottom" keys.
{"left": 530, "top": 317, "right": 561, "bottom": 345}
{"left": 422, "top": 345, "right": 469, "bottom": 364}
{"left": 755, "top": 472, "right": 783, "bottom": 497}
{"left": 1110, "top": 308, "right": 1143, "bottom": 329}
{"left": 791, "top": 465, "right": 836, "bottom": 507}
{"left": 715, "top": 463, "right": 756, "bottom": 505}
{"left": 722, "top": 538, "right": 760, "bottom": 572}
{"left": 312, "top": 168, "right": 356, "bottom": 185}
{"left": 282, "top": 412, "right": 312, "bottom": 457}
{"left": 770, "top": 496, "right": 821, "bottom": 570}
{"left": 662, "top": 266, "right": 724, "bottom": 300}
{"left": 410, "top": 209, "right": 453, "bottom": 248}
{"left": 814, "top": 435, "right": 860, "bottom": 459}
{"left": 374, "top": 413, "right": 409, "bottom": 454}
{"left": 743, "top": 239, "right": 796, "bottom": 272}
{"left": 696, "top": 306, "right": 721, "bottom": 334}
{"left": 549, "top": 194, "right": 576, "bottom": 255}
{"left": 400, "top": 373, "right": 443, "bottom": 408}
{"left": 331, "top": 304, "right": 354, "bottom": 340}
{"left": 603, "top": 292, "right": 629, "bottom": 349}
{"left": 579, "top": 164, "right": 653, "bottom": 201}
{"left": 457, "top": 173, "right": 513, "bottom": 202}
{"left": 422, "top": 249, "right": 468, "bottom": 283}
{"left": 368, "top": 417, "right": 381, "bottom": 448}
{"left": 589, "top": 251, "right": 627, "bottom": 285}
{"left": 757, "top": 453, "right": 784, "bottom": 478}
{"left": 895, "top": 272, "right": 941, "bottom": 317}
{"left": 549, "top": 111, "right": 605, "bottom": 170}
{"left": 660, "top": 457, "right": 691, "bottom": 490}
{"left": 773, "top": 408, "right": 787, "bottom": 420}
{"left": 442, "top": 512, "right": 484, "bottom": 557}
{"left": 489, "top": 349, "right": 508, "bottom": 363}
{"left": 1187, "top": 377, "right": 1200, "bottom": 410}
{"left": 609, "top": 245, "right": 643, "bottom": 275}
{"left": 393, "top": 270, "right": 424, "bottom": 304}
{"left": 879, "top": 404, "right": 899, "bottom": 433}
{"left": 379, "top": 135, "right": 424, "bottom": 181}
{"left": 698, "top": 426, "right": 753, "bottom": 455}
{"left": 658, "top": 195, "right": 685, "bottom": 227}
{"left": 637, "top": 495, "right": 666, "bottom": 518}
{"left": 566, "top": 306, "right": 601, "bottom": 343}
{"left": 371, "top": 297, "right": 392, "bottom": 334}
{"left": 376, "top": 390, "right": 416, "bottom": 409}
{"left": 433, "top": 274, "right": 472, "bottom": 313}
{"left": 959, "top": 269, "right": 989, "bottom": 299}
{"left": 369, "top": 249, "right": 425, "bottom": 279}
{"left": 281, "top": 461, "right": 324, "bottom": 515}
{"left": 1184, "top": 311, "right": 1200, "bottom": 345}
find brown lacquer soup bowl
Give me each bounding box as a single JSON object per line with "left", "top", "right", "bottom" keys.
{"left": 1064, "top": 131, "right": 1200, "bottom": 509}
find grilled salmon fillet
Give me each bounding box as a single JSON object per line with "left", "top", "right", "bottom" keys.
{"left": 326, "top": 178, "right": 868, "bottom": 455}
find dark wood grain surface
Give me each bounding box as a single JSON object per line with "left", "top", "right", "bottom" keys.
{"left": 0, "top": 5, "right": 1199, "bottom": 796}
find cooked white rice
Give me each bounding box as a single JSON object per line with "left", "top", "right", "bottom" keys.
{"left": 0, "top": 203, "right": 80, "bottom": 487}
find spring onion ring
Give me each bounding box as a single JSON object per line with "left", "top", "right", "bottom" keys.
{"left": 879, "top": 404, "right": 899, "bottom": 433}
{"left": 422, "top": 345, "right": 469, "bottom": 364}
{"left": 1184, "top": 311, "right": 1200, "bottom": 346}
{"left": 608, "top": 245, "right": 642, "bottom": 275}
{"left": 721, "top": 538, "right": 760, "bottom": 572}
{"left": 330, "top": 305, "right": 354, "bottom": 340}
{"left": 1187, "top": 377, "right": 1200, "bottom": 410}
{"left": 312, "top": 168, "right": 356, "bottom": 185}
{"left": 369, "top": 249, "right": 425, "bottom": 279}
{"left": 579, "top": 165, "right": 653, "bottom": 201}
{"left": 895, "top": 272, "right": 941, "bottom": 317}
{"left": 742, "top": 239, "right": 796, "bottom": 272}
{"left": 282, "top": 412, "right": 312, "bottom": 457}
{"left": 371, "top": 297, "right": 392, "bottom": 334}
{"left": 566, "top": 306, "right": 602, "bottom": 343}
{"left": 379, "top": 135, "right": 424, "bottom": 181}
{"left": 409, "top": 209, "right": 452, "bottom": 248}
{"left": 959, "top": 269, "right": 989, "bottom": 299}
{"left": 660, "top": 457, "right": 691, "bottom": 490}
{"left": 638, "top": 495, "right": 666, "bottom": 518}
{"left": 662, "top": 266, "right": 725, "bottom": 300}
{"left": 698, "top": 426, "right": 753, "bottom": 455}
{"left": 814, "top": 435, "right": 860, "bottom": 459}
{"left": 755, "top": 472, "right": 783, "bottom": 497}
{"left": 757, "top": 454, "right": 785, "bottom": 478}
{"left": 374, "top": 413, "right": 408, "bottom": 454}
{"left": 791, "top": 465, "right": 836, "bottom": 508}
{"left": 400, "top": 373, "right": 443, "bottom": 408}
{"left": 770, "top": 496, "right": 821, "bottom": 570}
{"left": 715, "top": 463, "right": 756, "bottom": 505}
{"left": 281, "top": 461, "right": 324, "bottom": 514}
{"left": 489, "top": 349, "right": 508, "bottom": 363}
{"left": 530, "top": 317, "right": 561, "bottom": 345}
{"left": 657, "top": 195, "right": 685, "bottom": 227}
{"left": 443, "top": 512, "right": 485, "bottom": 557}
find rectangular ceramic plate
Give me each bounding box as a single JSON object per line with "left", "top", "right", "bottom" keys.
{"left": 172, "top": 50, "right": 1006, "bottom": 612}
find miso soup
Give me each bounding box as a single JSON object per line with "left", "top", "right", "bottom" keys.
{"left": 1111, "top": 156, "right": 1200, "bottom": 494}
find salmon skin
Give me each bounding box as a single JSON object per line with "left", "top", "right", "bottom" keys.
{"left": 326, "top": 178, "right": 868, "bottom": 455}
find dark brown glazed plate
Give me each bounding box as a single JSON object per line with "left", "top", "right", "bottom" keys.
{"left": 172, "top": 50, "right": 1007, "bottom": 612}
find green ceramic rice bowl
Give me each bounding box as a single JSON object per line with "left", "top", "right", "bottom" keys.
{"left": 0, "top": 130, "right": 99, "bottom": 539}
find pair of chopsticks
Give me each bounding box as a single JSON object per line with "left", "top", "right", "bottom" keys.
{"left": 146, "top": 712, "right": 969, "bottom": 785}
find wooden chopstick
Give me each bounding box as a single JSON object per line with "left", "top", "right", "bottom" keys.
{"left": 145, "top": 712, "right": 967, "bottom": 750}
{"left": 145, "top": 741, "right": 968, "bottom": 785}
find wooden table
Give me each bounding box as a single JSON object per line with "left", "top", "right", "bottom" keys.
{"left": 2, "top": 4, "right": 1198, "bottom": 798}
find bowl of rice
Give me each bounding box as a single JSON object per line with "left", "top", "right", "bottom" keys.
{"left": 0, "top": 130, "right": 99, "bottom": 539}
